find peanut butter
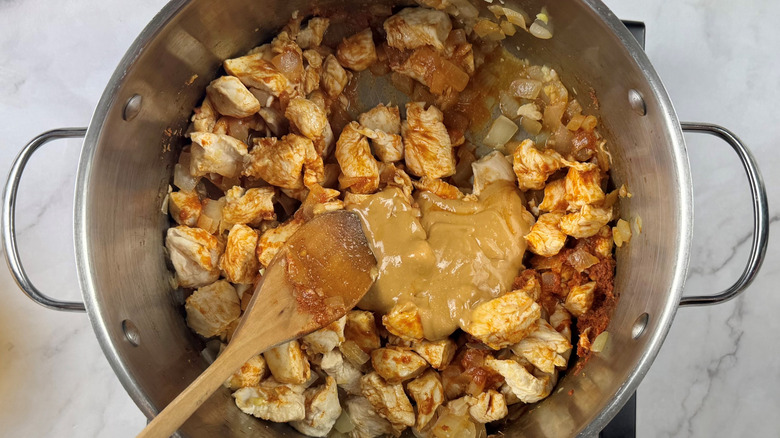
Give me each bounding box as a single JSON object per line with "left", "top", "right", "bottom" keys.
{"left": 349, "top": 181, "right": 533, "bottom": 340}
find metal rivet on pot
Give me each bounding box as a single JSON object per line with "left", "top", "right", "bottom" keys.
{"left": 628, "top": 89, "right": 646, "bottom": 116}
{"left": 122, "top": 319, "right": 141, "bottom": 346}
{"left": 123, "top": 94, "right": 143, "bottom": 121}
{"left": 631, "top": 313, "right": 649, "bottom": 339}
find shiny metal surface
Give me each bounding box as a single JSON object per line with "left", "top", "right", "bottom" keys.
{"left": 2, "top": 128, "right": 88, "bottom": 312}
{"left": 55, "top": 0, "right": 752, "bottom": 437}
{"left": 677, "top": 123, "right": 769, "bottom": 307}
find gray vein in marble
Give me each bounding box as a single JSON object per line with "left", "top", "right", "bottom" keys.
{"left": 667, "top": 298, "right": 745, "bottom": 438}
{"left": 687, "top": 214, "right": 778, "bottom": 277}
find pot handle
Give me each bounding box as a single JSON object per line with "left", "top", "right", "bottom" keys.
{"left": 2, "top": 128, "right": 88, "bottom": 312}
{"left": 679, "top": 122, "right": 769, "bottom": 307}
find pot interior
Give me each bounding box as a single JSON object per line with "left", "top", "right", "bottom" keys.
{"left": 75, "top": 0, "right": 692, "bottom": 436}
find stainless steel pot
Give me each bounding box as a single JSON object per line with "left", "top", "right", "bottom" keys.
{"left": 1, "top": 0, "right": 769, "bottom": 436}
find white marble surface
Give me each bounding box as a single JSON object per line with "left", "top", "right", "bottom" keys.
{"left": 0, "top": 0, "right": 776, "bottom": 436}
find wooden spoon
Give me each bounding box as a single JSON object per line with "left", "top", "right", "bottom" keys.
{"left": 138, "top": 210, "right": 377, "bottom": 438}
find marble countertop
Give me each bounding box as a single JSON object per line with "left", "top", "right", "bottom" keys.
{"left": 0, "top": 0, "right": 776, "bottom": 436}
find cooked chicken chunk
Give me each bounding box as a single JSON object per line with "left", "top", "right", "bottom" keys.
{"left": 185, "top": 280, "right": 240, "bottom": 338}
{"left": 467, "top": 390, "right": 508, "bottom": 423}
{"left": 321, "top": 54, "right": 350, "bottom": 98}
{"left": 233, "top": 381, "right": 306, "bottom": 422}
{"left": 345, "top": 310, "right": 382, "bottom": 353}
{"left": 169, "top": 191, "right": 201, "bottom": 227}
{"left": 564, "top": 164, "right": 604, "bottom": 210}
{"left": 258, "top": 105, "right": 289, "bottom": 136}
{"left": 302, "top": 51, "right": 323, "bottom": 95}
{"left": 588, "top": 225, "right": 614, "bottom": 259}
{"left": 256, "top": 218, "right": 304, "bottom": 267}
{"left": 297, "top": 17, "right": 330, "bottom": 49}
{"left": 189, "top": 132, "right": 248, "bottom": 178}
{"left": 382, "top": 302, "right": 425, "bottom": 342}
{"left": 320, "top": 349, "right": 363, "bottom": 395}
{"left": 192, "top": 96, "right": 217, "bottom": 133}
{"left": 219, "top": 224, "right": 259, "bottom": 284}
{"left": 302, "top": 315, "right": 346, "bottom": 354}
{"left": 291, "top": 376, "right": 342, "bottom": 437}
{"left": 360, "top": 372, "right": 416, "bottom": 432}
{"left": 224, "top": 53, "right": 290, "bottom": 97}
{"left": 285, "top": 97, "right": 334, "bottom": 156}
{"left": 337, "top": 28, "right": 378, "bottom": 71}
{"left": 344, "top": 396, "right": 395, "bottom": 438}
{"left": 243, "top": 134, "right": 324, "bottom": 189}
{"left": 297, "top": 184, "right": 344, "bottom": 219}
{"left": 166, "top": 225, "right": 222, "bottom": 288}
{"left": 358, "top": 104, "right": 403, "bottom": 162}
{"left": 206, "top": 75, "right": 261, "bottom": 118}
{"left": 412, "top": 176, "right": 463, "bottom": 199}
{"left": 225, "top": 354, "right": 267, "bottom": 390}
{"left": 559, "top": 204, "right": 613, "bottom": 238}
{"left": 512, "top": 139, "right": 565, "bottom": 191}
{"left": 336, "top": 122, "right": 380, "bottom": 194}
{"left": 222, "top": 186, "right": 276, "bottom": 225}
{"left": 511, "top": 319, "right": 571, "bottom": 374}
{"left": 384, "top": 8, "right": 452, "bottom": 52}
{"left": 549, "top": 303, "right": 573, "bottom": 343}
{"left": 465, "top": 289, "right": 541, "bottom": 349}
{"left": 484, "top": 357, "right": 553, "bottom": 403}
{"left": 378, "top": 163, "right": 414, "bottom": 202}
{"left": 412, "top": 338, "right": 457, "bottom": 370}
{"left": 402, "top": 102, "right": 455, "bottom": 179}
{"left": 213, "top": 114, "right": 266, "bottom": 144}
{"left": 264, "top": 339, "right": 311, "bottom": 385}
{"left": 538, "top": 177, "right": 568, "bottom": 212}
{"left": 471, "top": 151, "right": 515, "bottom": 196}
{"left": 564, "top": 281, "right": 597, "bottom": 317}
{"left": 370, "top": 347, "right": 428, "bottom": 384}
{"left": 525, "top": 212, "right": 566, "bottom": 257}
{"left": 406, "top": 370, "right": 444, "bottom": 429}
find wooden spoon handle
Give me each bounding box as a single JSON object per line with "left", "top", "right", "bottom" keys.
{"left": 136, "top": 345, "right": 252, "bottom": 438}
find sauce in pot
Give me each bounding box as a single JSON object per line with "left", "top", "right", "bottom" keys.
{"left": 349, "top": 181, "right": 533, "bottom": 340}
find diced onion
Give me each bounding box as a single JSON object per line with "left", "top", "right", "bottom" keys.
{"left": 613, "top": 219, "right": 632, "bottom": 247}
{"left": 543, "top": 102, "right": 567, "bottom": 130}
{"left": 541, "top": 271, "right": 558, "bottom": 290}
{"left": 502, "top": 7, "right": 528, "bottom": 29}
{"left": 432, "top": 407, "right": 477, "bottom": 438}
{"left": 340, "top": 340, "right": 370, "bottom": 366}
{"left": 510, "top": 78, "right": 542, "bottom": 99}
{"left": 173, "top": 163, "right": 199, "bottom": 192}
{"left": 487, "top": 4, "right": 504, "bottom": 18}
{"left": 520, "top": 116, "right": 543, "bottom": 135}
{"left": 591, "top": 331, "right": 609, "bottom": 353}
{"left": 530, "top": 19, "right": 553, "bottom": 39}
{"left": 567, "top": 248, "right": 599, "bottom": 272}
{"left": 447, "top": 398, "right": 470, "bottom": 416}
{"left": 473, "top": 18, "right": 505, "bottom": 41}
{"left": 499, "top": 91, "right": 521, "bottom": 119}
{"left": 483, "top": 115, "right": 519, "bottom": 149}
{"left": 517, "top": 103, "right": 542, "bottom": 120}
{"left": 549, "top": 124, "right": 574, "bottom": 155}
{"left": 334, "top": 410, "right": 355, "bottom": 433}
{"left": 197, "top": 197, "right": 225, "bottom": 234}
{"left": 567, "top": 114, "right": 586, "bottom": 131}
{"left": 634, "top": 215, "right": 643, "bottom": 234}
{"left": 582, "top": 115, "right": 598, "bottom": 131}
{"left": 500, "top": 20, "right": 516, "bottom": 36}
{"left": 618, "top": 184, "right": 633, "bottom": 198}
{"left": 449, "top": 0, "right": 479, "bottom": 19}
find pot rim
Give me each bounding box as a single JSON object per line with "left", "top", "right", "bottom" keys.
{"left": 73, "top": 0, "right": 693, "bottom": 435}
